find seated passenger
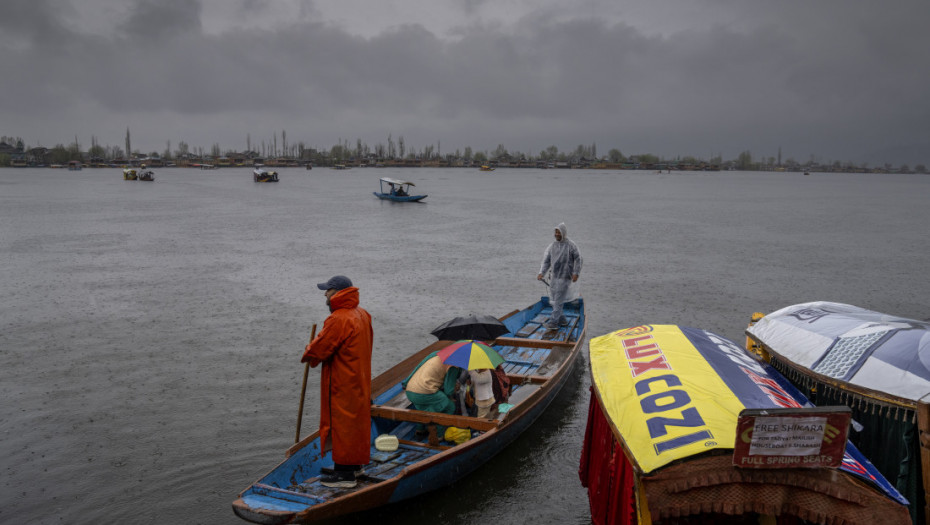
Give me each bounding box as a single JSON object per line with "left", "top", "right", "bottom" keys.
{"left": 468, "top": 369, "right": 495, "bottom": 418}
{"left": 403, "top": 352, "right": 463, "bottom": 433}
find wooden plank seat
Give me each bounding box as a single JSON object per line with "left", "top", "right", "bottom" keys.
{"left": 495, "top": 336, "right": 575, "bottom": 349}
{"left": 370, "top": 405, "right": 498, "bottom": 432}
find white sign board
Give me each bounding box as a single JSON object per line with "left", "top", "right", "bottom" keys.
{"left": 747, "top": 416, "right": 827, "bottom": 456}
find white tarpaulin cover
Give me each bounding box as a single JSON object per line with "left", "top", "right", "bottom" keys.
{"left": 746, "top": 301, "right": 930, "bottom": 403}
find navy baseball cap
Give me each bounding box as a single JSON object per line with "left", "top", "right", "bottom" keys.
{"left": 317, "top": 275, "right": 353, "bottom": 291}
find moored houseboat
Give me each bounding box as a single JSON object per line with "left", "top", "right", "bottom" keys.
{"left": 581, "top": 323, "right": 910, "bottom": 525}
{"left": 745, "top": 302, "right": 930, "bottom": 523}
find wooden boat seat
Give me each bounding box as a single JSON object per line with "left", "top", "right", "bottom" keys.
{"left": 494, "top": 336, "right": 575, "bottom": 349}
{"left": 370, "top": 405, "right": 498, "bottom": 432}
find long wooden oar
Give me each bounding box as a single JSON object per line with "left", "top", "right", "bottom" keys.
{"left": 295, "top": 323, "right": 317, "bottom": 444}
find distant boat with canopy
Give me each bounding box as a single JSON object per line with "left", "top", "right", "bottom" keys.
{"left": 372, "top": 178, "right": 427, "bottom": 202}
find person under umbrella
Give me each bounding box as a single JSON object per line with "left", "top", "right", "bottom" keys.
{"left": 439, "top": 340, "right": 506, "bottom": 419}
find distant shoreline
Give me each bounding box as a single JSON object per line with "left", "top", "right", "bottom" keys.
{"left": 1, "top": 163, "right": 924, "bottom": 175}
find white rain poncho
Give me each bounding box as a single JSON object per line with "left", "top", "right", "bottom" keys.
{"left": 539, "top": 223, "right": 583, "bottom": 327}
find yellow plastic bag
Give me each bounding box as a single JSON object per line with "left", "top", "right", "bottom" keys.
{"left": 443, "top": 426, "right": 470, "bottom": 445}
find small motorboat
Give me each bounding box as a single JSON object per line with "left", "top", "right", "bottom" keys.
{"left": 479, "top": 165, "right": 495, "bottom": 172}
{"left": 123, "top": 168, "right": 137, "bottom": 180}
{"left": 253, "top": 167, "right": 279, "bottom": 182}
{"left": 372, "top": 178, "right": 427, "bottom": 202}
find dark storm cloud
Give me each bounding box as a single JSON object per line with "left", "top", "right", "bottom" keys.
{"left": 117, "top": 0, "right": 202, "bottom": 38}
{"left": 1, "top": 0, "right": 928, "bottom": 164}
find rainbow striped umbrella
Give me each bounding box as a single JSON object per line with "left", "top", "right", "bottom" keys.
{"left": 437, "top": 340, "right": 505, "bottom": 370}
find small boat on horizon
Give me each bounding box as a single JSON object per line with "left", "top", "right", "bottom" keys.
{"left": 253, "top": 167, "right": 279, "bottom": 182}
{"left": 232, "top": 297, "right": 586, "bottom": 524}
{"left": 479, "top": 165, "right": 495, "bottom": 171}
{"left": 372, "top": 177, "right": 427, "bottom": 202}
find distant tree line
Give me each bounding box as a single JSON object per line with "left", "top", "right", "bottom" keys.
{"left": 0, "top": 132, "right": 925, "bottom": 174}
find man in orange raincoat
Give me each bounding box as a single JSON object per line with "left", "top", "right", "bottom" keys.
{"left": 302, "top": 275, "right": 373, "bottom": 488}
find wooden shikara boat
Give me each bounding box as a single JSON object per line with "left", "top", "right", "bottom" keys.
{"left": 138, "top": 170, "right": 155, "bottom": 181}
{"left": 582, "top": 324, "right": 910, "bottom": 525}
{"left": 122, "top": 168, "right": 137, "bottom": 180}
{"left": 232, "top": 297, "right": 586, "bottom": 524}
{"left": 745, "top": 302, "right": 930, "bottom": 524}
{"left": 372, "top": 178, "right": 427, "bottom": 202}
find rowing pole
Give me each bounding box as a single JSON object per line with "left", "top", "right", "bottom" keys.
{"left": 295, "top": 323, "right": 318, "bottom": 444}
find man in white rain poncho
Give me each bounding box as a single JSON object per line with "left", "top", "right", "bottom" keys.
{"left": 536, "top": 223, "right": 582, "bottom": 329}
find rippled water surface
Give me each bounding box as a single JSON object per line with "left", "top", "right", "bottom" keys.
{"left": 2, "top": 167, "right": 929, "bottom": 524}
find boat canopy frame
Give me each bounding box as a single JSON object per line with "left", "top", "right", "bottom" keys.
{"left": 378, "top": 178, "right": 416, "bottom": 194}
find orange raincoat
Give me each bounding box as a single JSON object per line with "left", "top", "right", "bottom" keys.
{"left": 301, "top": 287, "right": 373, "bottom": 466}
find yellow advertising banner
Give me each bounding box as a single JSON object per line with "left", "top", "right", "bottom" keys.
{"left": 589, "top": 325, "right": 746, "bottom": 473}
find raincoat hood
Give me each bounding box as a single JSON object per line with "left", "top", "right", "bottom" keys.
{"left": 556, "top": 223, "right": 568, "bottom": 241}
{"left": 330, "top": 286, "right": 360, "bottom": 311}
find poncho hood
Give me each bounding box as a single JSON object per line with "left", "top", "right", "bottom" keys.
{"left": 330, "top": 286, "right": 360, "bottom": 310}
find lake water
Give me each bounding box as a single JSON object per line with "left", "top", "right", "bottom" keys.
{"left": 2, "top": 166, "right": 929, "bottom": 524}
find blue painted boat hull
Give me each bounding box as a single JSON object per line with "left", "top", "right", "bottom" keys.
{"left": 233, "top": 297, "right": 585, "bottom": 524}
{"left": 373, "top": 192, "right": 427, "bottom": 202}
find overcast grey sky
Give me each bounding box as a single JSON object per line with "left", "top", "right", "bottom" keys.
{"left": 2, "top": 0, "right": 928, "bottom": 165}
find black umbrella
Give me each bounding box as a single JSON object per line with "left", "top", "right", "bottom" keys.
{"left": 430, "top": 314, "right": 510, "bottom": 341}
